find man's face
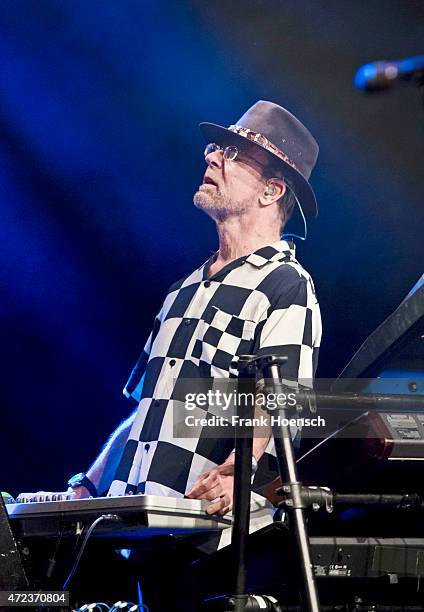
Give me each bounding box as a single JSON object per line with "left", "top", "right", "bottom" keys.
{"left": 193, "top": 143, "right": 271, "bottom": 222}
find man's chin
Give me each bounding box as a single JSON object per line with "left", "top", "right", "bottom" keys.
{"left": 193, "top": 191, "right": 225, "bottom": 221}
{"left": 193, "top": 190, "right": 213, "bottom": 209}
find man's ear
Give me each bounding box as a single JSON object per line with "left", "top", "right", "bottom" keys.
{"left": 259, "top": 179, "right": 286, "bottom": 206}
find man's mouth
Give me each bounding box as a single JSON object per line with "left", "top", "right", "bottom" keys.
{"left": 203, "top": 176, "right": 218, "bottom": 187}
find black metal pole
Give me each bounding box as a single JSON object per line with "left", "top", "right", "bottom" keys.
{"left": 230, "top": 356, "right": 257, "bottom": 612}
{"left": 297, "top": 389, "right": 424, "bottom": 411}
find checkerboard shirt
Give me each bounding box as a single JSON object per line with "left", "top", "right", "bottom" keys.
{"left": 108, "top": 239, "right": 322, "bottom": 498}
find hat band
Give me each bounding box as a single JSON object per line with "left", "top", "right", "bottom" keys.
{"left": 228, "top": 124, "right": 299, "bottom": 173}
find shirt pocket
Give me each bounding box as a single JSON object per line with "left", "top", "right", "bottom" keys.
{"left": 191, "top": 306, "right": 256, "bottom": 375}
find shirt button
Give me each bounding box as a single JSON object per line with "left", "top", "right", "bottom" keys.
{"left": 184, "top": 319, "right": 192, "bottom": 325}
{"left": 145, "top": 444, "right": 150, "bottom": 452}
{"left": 204, "top": 281, "right": 211, "bottom": 288}
{"left": 169, "top": 359, "right": 176, "bottom": 367}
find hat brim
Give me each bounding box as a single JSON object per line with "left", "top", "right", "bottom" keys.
{"left": 199, "top": 122, "right": 318, "bottom": 218}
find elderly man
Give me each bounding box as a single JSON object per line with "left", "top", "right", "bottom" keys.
{"left": 68, "top": 100, "right": 322, "bottom": 521}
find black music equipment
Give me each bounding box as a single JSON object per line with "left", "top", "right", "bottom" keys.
{"left": 0, "top": 492, "right": 30, "bottom": 590}
{"left": 195, "top": 523, "right": 424, "bottom": 609}
{"left": 291, "top": 278, "right": 424, "bottom": 493}
{"left": 338, "top": 275, "right": 424, "bottom": 382}
{"left": 295, "top": 407, "right": 424, "bottom": 495}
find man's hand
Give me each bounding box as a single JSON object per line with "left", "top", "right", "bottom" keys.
{"left": 66, "top": 486, "right": 91, "bottom": 499}
{"left": 186, "top": 461, "right": 235, "bottom": 516}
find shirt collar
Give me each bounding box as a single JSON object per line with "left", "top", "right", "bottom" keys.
{"left": 199, "top": 239, "right": 297, "bottom": 280}
{"left": 244, "top": 239, "right": 297, "bottom": 268}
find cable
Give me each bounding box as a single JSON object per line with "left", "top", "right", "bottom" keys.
{"left": 110, "top": 603, "right": 147, "bottom": 612}
{"left": 109, "top": 603, "right": 134, "bottom": 612}
{"left": 46, "top": 522, "right": 65, "bottom": 580}
{"left": 75, "top": 604, "right": 109, "bottom": 612}
{"left": 73, "top": 600, "right": 150, "bottom": 612}
{"left": 63, "top": 514, "right": 120, "bottom": 590}
{"left": 73, "top": 601, "right": 149, "bottom": 612}
{"left": 282, "top": 182, "right": 308, "bottom": 242}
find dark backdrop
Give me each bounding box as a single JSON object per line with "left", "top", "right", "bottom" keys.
{"left": 2, "top": 0, "right": 424, "bottom": 495}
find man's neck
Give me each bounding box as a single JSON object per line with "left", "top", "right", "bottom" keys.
{"left": 206, "top": 219, "right": 280, "bottom": 278}
{"left": 215, "top": 219, "right": 280, "bottom": 263}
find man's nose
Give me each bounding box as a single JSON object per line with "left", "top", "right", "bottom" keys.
{"left": 205, "top": 148, "right": 223, "bottom": 169}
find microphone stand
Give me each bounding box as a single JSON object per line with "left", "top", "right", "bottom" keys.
{"left": 226, "top": 354, "right": 320, "bottom": 612}
{"left": 254, "top": 355, "right": 321, "bottom": 612}
{"left": 230, "top": 356, "right": 257, "bottom": 612}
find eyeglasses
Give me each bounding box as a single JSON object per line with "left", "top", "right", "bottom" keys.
{"left": 204, "top": 143, "right": 240, "bottom": 161}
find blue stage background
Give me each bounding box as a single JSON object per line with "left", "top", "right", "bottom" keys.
{"left": 2, "top": 0, "right": 424, "bottom": 494}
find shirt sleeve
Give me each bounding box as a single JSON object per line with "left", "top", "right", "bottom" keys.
{"left": 122, "top": 272, "right": 194, "bottom": 404}
{"left": 251, "top": 269, "right": 321, "bottom": 493}
{"left": 252, "top": 271, "right": 321, "bottom": 383}
{"left": 123, "top": 312, "right": 162, "bottom": 403}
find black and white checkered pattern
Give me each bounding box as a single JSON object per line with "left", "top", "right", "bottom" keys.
{"left": 108, "top": 239, "right": 321, "bottom": 498}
